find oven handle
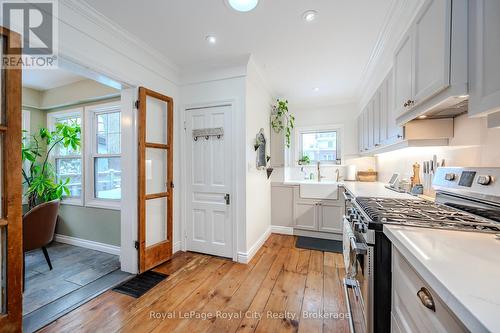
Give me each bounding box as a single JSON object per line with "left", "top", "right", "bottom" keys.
{"left": 344, "top": 278, "right": 362, "bottom": 333}
{"left": 344, "top": 217, "right": 368, "bottom": 255}
{"left": 343, "top": 190, "right": 353, "bottom": 202}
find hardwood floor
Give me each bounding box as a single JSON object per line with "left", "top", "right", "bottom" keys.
{"left": 40, "top": 234, "right": 350, "bottom": 333}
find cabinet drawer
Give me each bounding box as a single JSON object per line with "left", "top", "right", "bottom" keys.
{"left": 392, "top": 247, "right": 467, "bottom": 333}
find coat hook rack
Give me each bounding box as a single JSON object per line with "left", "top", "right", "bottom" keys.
{"left": 192, "top": 127, "right": 224, "bottom": 141}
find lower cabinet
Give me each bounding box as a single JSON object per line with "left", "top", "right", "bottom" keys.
{"left": 391, "top": 246, "right": 467, "bottom": 333}
{"left": 292, "top": 187, "right": 343, "bottom": 234}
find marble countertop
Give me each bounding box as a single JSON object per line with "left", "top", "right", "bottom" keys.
{"left": 384, "top": 225, "right": 500, "bottom": 333}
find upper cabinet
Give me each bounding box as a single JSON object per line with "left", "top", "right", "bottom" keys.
{"left": 394, "top": 0, "right": 468, "bottom": 124}
{"left": 469, "top": 0, "right": 500, "bottom": 117}
{"left": 412, "top": 0, "right": 451, "bottom": 103}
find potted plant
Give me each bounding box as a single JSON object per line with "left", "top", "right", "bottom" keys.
{"left": 271, "top": 99, "right": 295, "bottom": 148}
{"left": 22, "top": 122, "right": 81, "bottom": 210}
{"left": 298, "top": 155, "right": 311, "bottom": 165}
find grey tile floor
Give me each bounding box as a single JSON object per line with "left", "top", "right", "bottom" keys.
{"left": 23, "top": 242, "right": 120, "bottom": 315}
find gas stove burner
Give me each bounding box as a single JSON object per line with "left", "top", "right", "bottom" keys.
{"left": 355, "top": 197, "right": 500, "bottom": 233}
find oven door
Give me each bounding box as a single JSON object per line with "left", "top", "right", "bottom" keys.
{"left": 343, "top": 217, "right": 370, "bottom": 333}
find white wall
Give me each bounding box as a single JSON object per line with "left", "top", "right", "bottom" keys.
{"left": 283, "top": 103, "right": 376, "bottom": 181}
{"left": 245, "top": 59, "right": 273, "bottom": 253}
{"left": 180, "top": 70, "right": 247, "bottom": 257}
{"left": 376, "top": 114, "right": 500, "bottom": 183}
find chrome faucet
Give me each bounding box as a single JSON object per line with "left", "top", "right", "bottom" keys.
{"left": 317, "top": 161, "right": 321, "bottom": 182}
{"left": 335, "top": 168, "right": 340, "bottom": 182}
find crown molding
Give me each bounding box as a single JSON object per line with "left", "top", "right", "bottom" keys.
{"left": 61, "top": 0, "right": 180, "bottom": 82}
{"left": 355, "top": 0, "right": 425, "bottom": 109}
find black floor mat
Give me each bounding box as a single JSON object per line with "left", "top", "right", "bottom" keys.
{"left": 112, "top": 271, "right": 168, "bottom": 298}
{"left": 295, "top": 236, "right": 343, "bottom": 253}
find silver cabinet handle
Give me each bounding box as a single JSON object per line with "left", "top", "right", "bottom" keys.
{"left": 417, "top": 287, "right": 436, "bottom": 312}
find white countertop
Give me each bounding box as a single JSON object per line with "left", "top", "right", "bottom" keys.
{"left": 384, "top": 225, "right": 500, "bottom": 333}
{"left": 341, "top": 181, "right": 419, "bottom": 199}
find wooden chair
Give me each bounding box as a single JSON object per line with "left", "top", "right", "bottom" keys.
{"left": 23, "top": 199, "right": 60, "bottom": 290}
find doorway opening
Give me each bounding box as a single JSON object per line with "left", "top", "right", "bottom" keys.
{"left": 21, "top": 66, "right": 131, "bottom": 332}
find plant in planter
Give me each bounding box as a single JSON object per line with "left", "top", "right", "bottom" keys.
{"left": 298, "top": 155, "right": 311, "bottom": 165}
{"left": 22, "top": 122, "right": 81, "bottom": 210}
{"left": 271, "top": 99, "right": 295, "bottom": 148}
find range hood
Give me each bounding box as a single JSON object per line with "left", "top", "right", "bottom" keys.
{"left": 397, "top": 95, "right": 468, "bottom": 125}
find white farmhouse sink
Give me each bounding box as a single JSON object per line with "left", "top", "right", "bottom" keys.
{"left": 299, "top": 182, "right": 339, "bottom": 200}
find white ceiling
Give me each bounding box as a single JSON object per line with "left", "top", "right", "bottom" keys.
{"left": 83, "top": 0, "right": 394, "bottom": 107}
{"left": 23, "top": 67, "right": 86, "bottom": 91}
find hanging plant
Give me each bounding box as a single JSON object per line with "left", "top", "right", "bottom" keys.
{"left": 271, "top": 99, "right": 295, "bottom": 148}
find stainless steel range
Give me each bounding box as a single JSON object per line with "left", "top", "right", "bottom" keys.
{"left": 342, "top": 167, "right": 500, "bottom": 333}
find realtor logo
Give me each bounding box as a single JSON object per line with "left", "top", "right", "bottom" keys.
{"left": 1, "top": 0, "right": 58, "bottom": 69}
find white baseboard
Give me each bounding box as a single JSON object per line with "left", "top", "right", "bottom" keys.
{"left": 270, "top": 225, "right": 294, "bottom": 235}
{"left": 54, "top": 234, "right": 121, "bottom": 256}
{"left": 237, "top": 226, "right": 271, "bottom": 264}
{"left": 173, "top": 241, "right": 182, "bottom": 254}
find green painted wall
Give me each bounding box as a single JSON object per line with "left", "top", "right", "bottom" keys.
{"left": 56, "top": 205, "right": 121, "bottom": 246}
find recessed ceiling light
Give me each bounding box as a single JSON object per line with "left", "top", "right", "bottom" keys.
{"left": 206, "top": 35, "right": 217, "bottom": 44}
{"left": 313, "top": 87, "right": 320, "bottom": 92}
{"left": 418, "top": 115, "right": 428, "bottom": 119}
{"left": 303, "top": 10, "right": 318, "bottom": 23}
{"left": 226, "top": 0, "right": 259, "bottom": 12}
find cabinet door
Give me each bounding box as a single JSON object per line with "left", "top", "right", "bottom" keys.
{"left": 367, "top": 102, "right": 374, "bottom": 150}
{"left": 373, "top": 90, "right": 381, "bottom": 147}
{"left": 379, "top": 74, "right": 389, "bottom": 144}
{"left": 469, "top": 0, "right": 500, "bottom": 116}
{"left": 294, "top": 201, "right": 318, "bottom": 231}
{"left": 412, "top": 0, "right": 451, "bottom": 104}
{"left": 357, "top": 115, "right": 363, "bottom": 153}
{"left": 386, "top": 69, "right": 404, "bottom": 142}
{"left": 270, "top": 118, "right": 285, "bottom": 167}
{"left": 271, "top": 185, "right": 293, "bottom": 227}
{"left": 318, "top": 202, "right": 343, "bottom": 233}
{"left": 394, "top": 33, "right": 413, "bottom": 115}
{"left": 363, "top": 109, "right": 369, "bottom": 152}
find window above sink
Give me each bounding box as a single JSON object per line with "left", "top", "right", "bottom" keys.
{"left": 296, "top": 125, "right": 342, "bottom": 165}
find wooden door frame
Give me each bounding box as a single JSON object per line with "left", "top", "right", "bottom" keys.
{"left": 137, "top": 87, "right": 174, "bottom": 272}
{"left": 0, "top": 27, "right": 23, "bottom": 332}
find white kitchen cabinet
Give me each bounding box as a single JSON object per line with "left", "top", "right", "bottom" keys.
{"left": 394, "top": 32, "right": 413, "bottom": 116}
{"left": 317, "top": 202, "right": 343, "bottom": 233}
{"left": 386, "top": 69, "right": 404, "bottom": 144}
{"left": 294, "top": 201, "right": 318, "bottom": 231}
{"left": 271, "top": 184, "right": 294, "bottom": 227}
{"left": 363, "top": 108, "right": 369, "bottom": 152}
{"left": 391, "top": 246, "right": 467, "bottom": 333}
{"left": 379, "top": 72, "right": 389, "bottom": 144}
{"left": 292, "top": 187, "right": 343, "bottom": 235}
{"left": 412, "top": 0, "right": 451, "bottom": 103}
{"left": 373, "top": 90, "right": 381, "bottom": 147}
{"left": 367, "top": 101, "right": 374, "bottom": 150}
{"left": 469, "top": 0, "right": 500, "bottom": 117}
{"left": 357, "top": 115, "right": 363, "bottom": 153}
{"left": 270, "top": 122, "right": 285, "bottom": 167}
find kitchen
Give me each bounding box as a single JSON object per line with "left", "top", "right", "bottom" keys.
{"left": 270, "top": 0, "right": 500, "bottom": 332}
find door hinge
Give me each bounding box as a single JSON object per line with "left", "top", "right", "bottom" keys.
{"left": 134, "top": 100, "right": 140, "bottom": 109}
{"left": 224, "top": 193, "right": 230, "bottom": 205}
{"left": 134, "top": 241, "right": 139, "bottom": 250}
{"left": 170, "top": 181, "right": 175, "bottom": 189}
{"left": 183, "top": 121, "right": 187, "bottom": 130}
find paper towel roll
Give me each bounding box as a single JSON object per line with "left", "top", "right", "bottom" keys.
{"left": 346, "top": 165, "right": 357, "bottom": 181}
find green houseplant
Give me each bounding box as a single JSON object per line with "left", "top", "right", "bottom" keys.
{"left": 22, "top": 122, "right": 81, "bottom": 210}
{"left": 298, "top": 155, "right": 311, "bottom": 165}
{"left": 271, "top": 99, "right": 295, "bottom": 148}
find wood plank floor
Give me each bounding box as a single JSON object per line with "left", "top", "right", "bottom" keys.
{"left": 40, "top": 234, "right": 350, "bottom": 333}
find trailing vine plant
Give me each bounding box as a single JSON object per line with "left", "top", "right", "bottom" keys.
{"left": 271, "top": 99, "right": 295, "bottom": 148}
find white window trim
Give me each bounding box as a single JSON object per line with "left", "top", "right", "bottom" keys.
{"left": 47, "top": 108, "right": 85, "bottom": 206}
{"left": 84, "top": 101, "right": 121, "bottom": 210}
{"left": 294, "top": 124, "right": 344, "bottom": 166}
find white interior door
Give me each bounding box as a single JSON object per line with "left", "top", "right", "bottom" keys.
{"left": 186, "top": 105, "right": 233, "bottom": 258}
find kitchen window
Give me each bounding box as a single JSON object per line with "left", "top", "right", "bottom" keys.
{"left": 297, "top": 127, "right": 342, "bottom": 164}
{"left": 47, "top": 109, "right": 83, "bottom": 205}
{"left": 84, "top": 102, "right": 121, "bottom": 209}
